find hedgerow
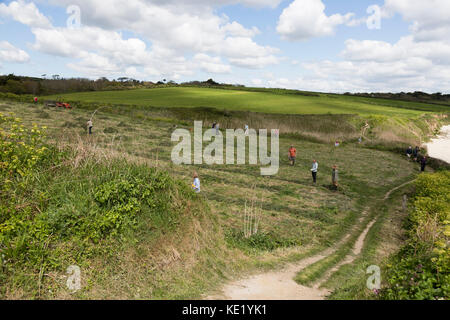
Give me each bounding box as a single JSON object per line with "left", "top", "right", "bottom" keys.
{"left": 381, "top": 171, "right": 450, "bottom": 300}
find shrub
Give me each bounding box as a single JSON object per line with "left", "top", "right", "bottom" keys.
{"left": 381, "top": 171, "right": 450, "bottom": 300}
{"left": 0, "top": 113, "right": 52, "bottom": 191}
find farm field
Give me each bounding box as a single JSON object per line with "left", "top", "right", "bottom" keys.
{"left": 0, "top": 100, "right": 435, "bottom": 299}
{"left": 43, "top": 87, "right": 447, "bottom": 116}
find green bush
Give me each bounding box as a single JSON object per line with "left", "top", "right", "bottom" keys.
{"left": 381, "top": 171, "right": 450, "bottom": 300}
{"left": 0, "top": 113, "right": 53, "bottom": 193}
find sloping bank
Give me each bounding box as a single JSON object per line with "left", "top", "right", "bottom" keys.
{"left": 0, "top": 113, "right": 232, "bottom": 299}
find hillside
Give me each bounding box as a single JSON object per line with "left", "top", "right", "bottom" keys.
{"left": 1, "top": 99, "right": 447, "bottom": 299}
{"left": 43, "top": 87, "right": 450, "bottom": 116}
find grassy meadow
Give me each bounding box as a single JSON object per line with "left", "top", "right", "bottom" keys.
{"left": 43, "top": 86, "right": 449, "bottom": 116}
{"left": 1, "top": 97, "right": 443, "bottom": 300}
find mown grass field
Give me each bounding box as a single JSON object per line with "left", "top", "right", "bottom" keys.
{"left": 0, "top": 100, "right": 435, "bottom": 300}
{"left": 43, "top": 87, "right": 448, "bottom": 116}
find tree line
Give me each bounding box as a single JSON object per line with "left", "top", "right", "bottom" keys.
{"left": 1, "top": 73, "right": 449, "bottom": 105}
{"left": 0, "top": 74, "right": 151, "bottom": 95}
{"left": 344, "top": 91, "right": 450, "bottom": 105}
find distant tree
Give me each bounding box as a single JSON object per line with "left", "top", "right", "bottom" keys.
{"left": 5, "top": 79, "right": 25, "bottom": 94}
{"left": 205, "top": 78, "right": 219, "bottom": 85}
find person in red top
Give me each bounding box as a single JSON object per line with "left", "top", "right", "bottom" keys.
{"left": 288, "top": 145, "right": 297, "bottom": 166}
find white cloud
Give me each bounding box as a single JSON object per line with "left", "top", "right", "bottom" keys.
{"left": 47, "top": 1, "right": 279, "bottom": 57}
{"left": 193, "top": 54, "right": 231, "bottom": 74}
{"left": 229, "top": 55, "right": 279, "bottom": 69}
{"left": 304, "top": 0, "right": 450, "bottom": 92}
{"left": 273, "top": 0, "right": 450, "bottom": 93}
{"left": 383, "top": 0, "right": 450, "bottom": 42}
{"left": 251, "top": 78, "right": 263, "bottom": 85}
{"left": 343, "top": 37, "right": 450, "bottom": 65}
{"left": 27, "top": 0, "right": 280, "bottom": 77}
{"left": 0, "top": 41, "right": 30, "bottom": 63}
{"left": 277, "top": 0, "right": 356, "bottom": 41}
{"left": 292, "top": 51, "right": 449, "bottom": 93}
{"left": 221, "top": 21, "right": 260, "bottom": 38}
{"left": 32, "top": 25, "right": 197, "bottom": 79}
{"left": 0, "top": 0, "right": 52, "bottom": 28}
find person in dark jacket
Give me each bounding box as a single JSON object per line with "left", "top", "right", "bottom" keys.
{"left": 420, "top": 156, "right": 427, "bottom": 172}
{"left": 406, "top": 146, "right": 413, "bottom": 158}
{"left": 413, "top": 146, "right": 420, "bottom": 161}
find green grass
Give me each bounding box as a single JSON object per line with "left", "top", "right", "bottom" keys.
{"left": 293, "top": 177, "right": 414, "bottom": 288}
{"left": 324, "top": 183, "right": 416, "bottom": 299}
{"left": 0, "top": 100, "right": 439, "bottom": 299}
{"left": 43, "top": 87, "right": 447, "bottom": 117}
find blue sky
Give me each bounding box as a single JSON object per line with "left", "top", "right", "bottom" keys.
{"left": 0, "top": 0, "right": 449, "bottom": 93}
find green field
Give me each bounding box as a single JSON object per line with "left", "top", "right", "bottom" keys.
{"left": 44, "top": 87, "right": 447, "bottom": 116}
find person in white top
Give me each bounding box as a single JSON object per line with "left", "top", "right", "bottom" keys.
{"left": 244, "top": 124, "right": 249, "bottom": 135}
{"left": 311, "top": 160, "right": 318, "bottom": 184}
{"left": 87, "top": 119, "right": 93, "bottom": 134}
{"left": 215, "top": 123, "right": 220, "bottom": 135}
{"left": 192, "top": 171, "right": 201, "bottom": 193}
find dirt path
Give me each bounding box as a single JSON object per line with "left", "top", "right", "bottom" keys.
{"left": 383, "top": 180, "right": 415, "bottom": 201}
{"left": 206, "top": 254, "right": 331, "bottom": 300}
{"left": 205, "top": 180, "right": 415, "bottom": 300}
{"left": 313, "top": 219, "right": 376, "bottom": 289}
